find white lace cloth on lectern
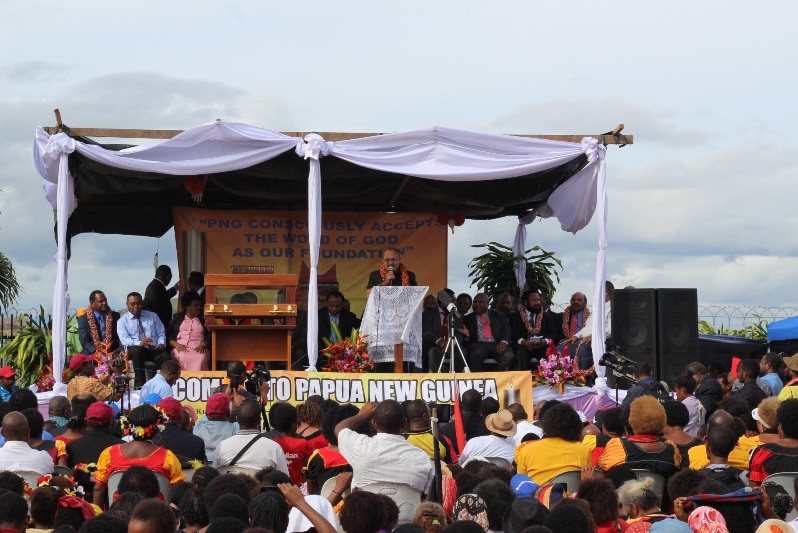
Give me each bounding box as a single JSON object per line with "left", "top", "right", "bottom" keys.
{"left": 360, "top": 286, "right": 428, "bottom": 366}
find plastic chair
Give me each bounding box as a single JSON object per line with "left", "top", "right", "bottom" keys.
{"left": 53, "top": 465, "right": 73, "bottom": 477}
{"left": 548, "top": 469, "right": 582, "bottom": 493}
{"left": 484, "top": 457, "right": 512, "bottom": 468}
{"left": 632, "top": 469, "right": 666, "bottom": 496}
{"left": 361, "top": 482, "right": 422, "bottom": 525}
{"left": 762, "top": 472, "right": 798, "bottom": 521}
{"left": 12, "top": 470, "right": 43, "bottom": 487}
{"left": 320, "top": 477, "right": 350, "bottom": 499}
{"left": 107, "top": 470, "right": 171, "bottom": 506}
{"left": 217, "top": 465, "right": 259, "bottom": 477}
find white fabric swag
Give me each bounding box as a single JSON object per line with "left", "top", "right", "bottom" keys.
{"left": 34, "top": 121, "right": 608, "bottom": 384}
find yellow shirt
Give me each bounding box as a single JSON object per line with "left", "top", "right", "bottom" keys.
{"left": 515, "top": 437, "right": 592, "bottom": 485}
{"left": 687, "top": 435, "right": 758, "bottom": 470}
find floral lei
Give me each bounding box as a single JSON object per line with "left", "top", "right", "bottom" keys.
{"left": 87, "top": 309, "right": 114, "bottom": 347}
{"left": 379, "top": 263, "right": 411, "bottom": 286}
{"left": 518, "top": 305, "right": 543, "bottom": 336}
{"left": 562, "top": 305, "right": 590, "bottom": 337}
{"left": 119, "top": 407, "right": 167, "bottom": 439}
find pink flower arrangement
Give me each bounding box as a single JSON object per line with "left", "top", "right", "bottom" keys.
{"left": 532, "top": 340, "right": 587, "bottom": 393}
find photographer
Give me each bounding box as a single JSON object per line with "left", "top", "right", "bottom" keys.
{"left": 218, "top": 361, "right": 271, "bottom": 408}
{"left": 620, "top": 361, "right": 656, "bottom": 414}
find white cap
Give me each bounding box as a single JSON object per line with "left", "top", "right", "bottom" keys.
{"left": 751, "top": 408, "right": 771, "bottom": 429}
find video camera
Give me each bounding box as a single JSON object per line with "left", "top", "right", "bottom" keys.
{"left": 598, "top": 348, "right": 637, "bottom": 372}
{"left": 109, "top": 357, "right": 131, "bottom": 392}
{"left": 228, "top": 364, "right": 271, "bottom": 396}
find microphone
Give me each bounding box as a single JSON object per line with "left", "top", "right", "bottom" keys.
{"left": 436, "top": 289, "right": 461, "bottom": 318}
{"left": 387, "top": 265, "right": 394, "bottom": 272}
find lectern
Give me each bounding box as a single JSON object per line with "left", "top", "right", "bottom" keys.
{"left": 203, "top": 274, "right": 298, "bottom": 368}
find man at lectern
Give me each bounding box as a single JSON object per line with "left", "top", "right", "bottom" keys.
{"left": 366, "top": 248, "right": 417, "bottom": 296}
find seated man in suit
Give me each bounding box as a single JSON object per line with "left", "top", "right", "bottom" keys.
{"left": 318, "top": 291, "right": 360, "bottom": 366}
{"left": 509, "top": 290, "right": 562, "bottom": 370}
{"left": 423, "top": 289, "right": 469, "bottom": 373}
{"left": 77, "top": 290, "right": 121, "bottom": 355}
{"left": 464, "top": 293, "right": 515, "bottom": 371}
{"left": 118, "top": 291, "right": 171, "bottom": 387}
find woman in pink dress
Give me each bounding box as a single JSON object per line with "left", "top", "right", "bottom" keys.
{"left": 167, "top": 291, "right": 210, "bottom": 370}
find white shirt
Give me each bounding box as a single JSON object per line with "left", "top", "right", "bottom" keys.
{"left": 575, "top": 300, "right": 611, "bottom": 339}
{"left": 682, "top": 395, "right": 704, "bottom": 437}
{"left": 140, "top": 372, "right": 174, "bottom": 399}
{"left": 512, "top": 421, "right": 543, "bottom": 447}
{"left": 0, "top": 440, "right": 55, "bottom": 475}
{"left": 338, "top": 429, "right": 434, "bottom": 494}
{"left": 458, "top": 434, "right": 516, "bottom": 465}
{"left": 214, "top": 430, "right": 289, "bottom": 474}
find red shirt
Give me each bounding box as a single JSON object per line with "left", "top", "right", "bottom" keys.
{"left": 273, "top": 435, "right": 315, "bottom": 485}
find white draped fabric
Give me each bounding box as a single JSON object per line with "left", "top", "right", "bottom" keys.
{"left": 360, "top": 286, "right": 428, "bottom": 368}
{"left": 33, "top": 122, "right": 609, "bottom": 380}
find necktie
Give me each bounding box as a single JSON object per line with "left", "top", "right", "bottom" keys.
{"left": 94, "top": 312, "right": 105, "bottom": 337}
{"left": 135, "top": 315, "right": 145, "bottom": 339}
{"left": 330, "top": 315, "right": 339, "bottom": 342}
{"left": 480, "top": 314, "right": 493, "bottom": 340}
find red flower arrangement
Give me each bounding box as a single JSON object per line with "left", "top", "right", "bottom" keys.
{"left": 321, "top": 327, "right": 373, "bottom": 373}
{"left": 532, "top": 340, "right": 587, "bottom": 394}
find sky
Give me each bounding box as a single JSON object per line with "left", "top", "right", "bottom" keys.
{"left": 2, "top": 1, "right": 797, "bottom": 323}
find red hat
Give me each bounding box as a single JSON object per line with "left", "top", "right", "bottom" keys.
{"left": 0, "top": 366, "right": 16, "bottom": 378}
{"left": 158, "top": 397, "right": 183, "bottom": 423}
{"left": 69, "top": 354, "right": 96, "bottom": 372}
{"left": 206, "top": 393, "right": 230, "bottom": 420}
{"left": 85, "top": 402, "right": 113, "bottom": 426}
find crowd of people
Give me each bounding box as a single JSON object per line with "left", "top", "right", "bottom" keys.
{"left": 0, "top": 348, "right": 797, "bottom": 532}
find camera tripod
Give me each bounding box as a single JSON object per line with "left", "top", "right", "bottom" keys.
{"left": 436, "top": 312, "right": 470, "bottom": 373}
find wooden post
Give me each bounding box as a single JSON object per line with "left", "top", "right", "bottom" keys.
{"left": 394, "top": 343, "right": 404, "bottom": 374}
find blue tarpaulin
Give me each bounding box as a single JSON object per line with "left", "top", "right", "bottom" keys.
{"left": 767, "top": 316, "right": 798, "bottom": 342}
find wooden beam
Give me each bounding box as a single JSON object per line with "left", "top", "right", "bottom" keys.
{"left": 41, "top": 125, "right": 633, "bottom": 145}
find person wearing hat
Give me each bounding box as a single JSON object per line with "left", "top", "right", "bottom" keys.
{"left": 751, "top": 396, "right": 781, "bottom": 445}
{"left": 457, "top": 408, "right": 517, "bottom": 465}
{"left": 192, "top": 392, "right": 238, "bottom": 461}
{"left": 777, "top": 353, "right": 798, "bottom": 400}
{"left": 66, "top": 353, "right": 118, "bottom": 402}
{"left": 0, "top": 366, "right": 18, "bottom": 402}
{"left": 152, "top": 397, "right": 206, "bottom": 465}
{"left": 65, "top": 402, "right": 123, "bottom": 467}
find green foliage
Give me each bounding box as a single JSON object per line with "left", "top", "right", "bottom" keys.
{"left": 698, "top": 315, "right": 769, "bottom": 341}
{"left": 0, "top": 306, "right": 78, "bottom": 387}
{"left": 0, "top": 251, "right": 21, "bottom": 310}
{"left": 467, "top": 242, "right": 562, "bottom": 306}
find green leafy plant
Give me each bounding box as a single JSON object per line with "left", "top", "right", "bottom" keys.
{"left": 467, "top": 242, "right": 562, "bottom": 305}
{"left": 698, "top": 316, "right": 769, "bottom": 341}
{"left": 0, "top": 306, "right": 78, "bottom": 387}
{"left": 0, "top": 250, "right": 21, "bottom": 310}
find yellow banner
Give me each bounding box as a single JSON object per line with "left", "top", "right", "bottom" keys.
{"left": 173, "top": 208, "right": 448, "bottom": 315}
{"left": 175, "top": 371, "right": 533, "bottom": 418}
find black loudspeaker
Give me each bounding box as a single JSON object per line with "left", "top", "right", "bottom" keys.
{"left": 656, "top": 288, "right": 699, "bottom": 384}
{"left": 611, "top": 289, "right": 657, "bottom": 386}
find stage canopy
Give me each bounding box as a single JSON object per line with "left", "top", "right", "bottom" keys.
{"left": 34, "top": 120, "right": 627, "bottom": 387}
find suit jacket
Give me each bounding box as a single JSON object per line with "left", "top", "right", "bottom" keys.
{"left": 509, "top": 308, "right": 561, "bottom": 346}
{"left": 366, "top": 268, "right": 417, "bottom": 289}
{"left": 166, "top": 311, "right": 210, "bottom": 346}
{"left": 544, "top": 309, "right": 565, "bottom": 343}
{"left": 318, "top": 307, "right": 360, "bottom": 344}
{"left": 66, "top": 428, "right": 123, "bottom": 467}
{"left": 143, "top": 278, "right": 177, "bottom": 329}
{"left": 153, "top": 424, "right": 207, "bottom": 464}
{"left": 464, "top": 310, "right": 511, "bottom": 344}
{"left": 422, "top": 308, "right": 466, "bottom": 353}
{"left": 77, "top": 311, "right": 121, "bottom": 354}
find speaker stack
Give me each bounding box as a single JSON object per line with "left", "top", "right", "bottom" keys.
{"left": 610, "top": 288, "right": 698, "bottom": 386}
